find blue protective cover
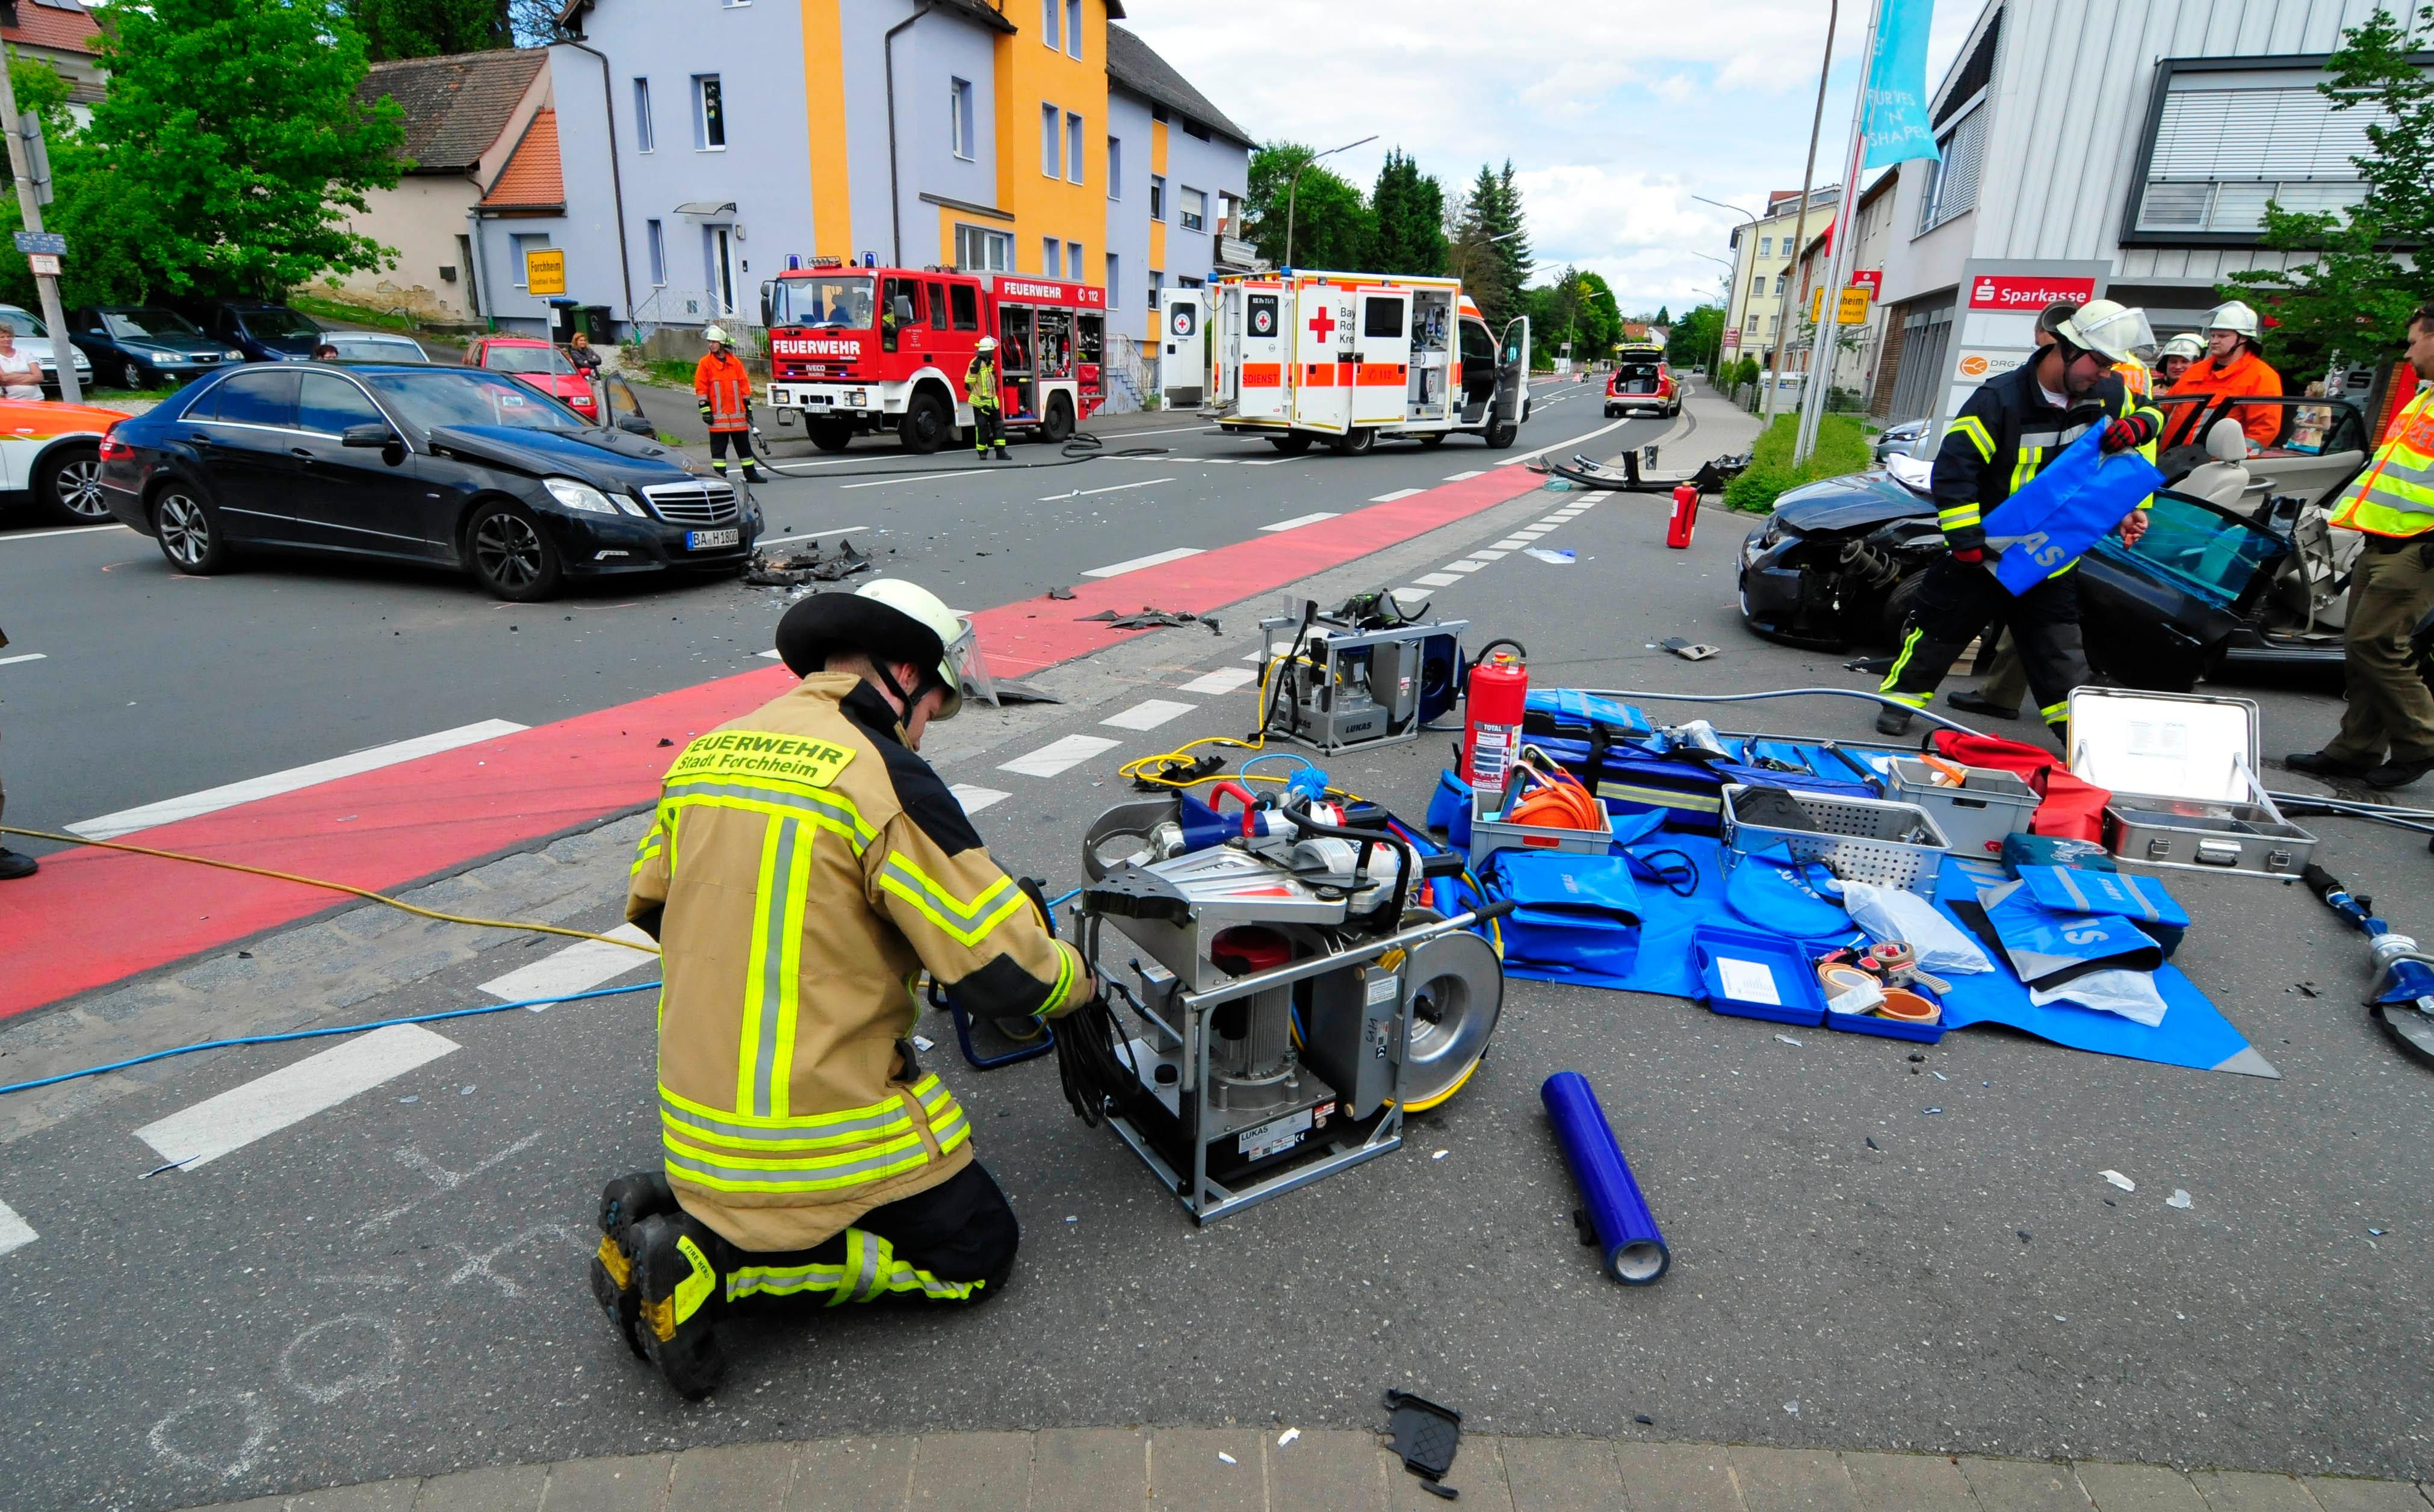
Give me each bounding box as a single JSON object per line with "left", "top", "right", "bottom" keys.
{"left": 1981, "top": 878, "right": 2164, "bottom": 986}
{"left": 1723, "top": 843, "right": 1856, "bottom": 940}
{"left": 1486, "top": 850, "right": 1644, "bottom": 977}
{"left": 2014, "top": 864, "right": 2188, "bottom": 956}
{"left": 1523, "top": 689, "right": 1654, "bottom": 738}
{"left": 1982, "top": 423, "right": 2167, "bottom": 595}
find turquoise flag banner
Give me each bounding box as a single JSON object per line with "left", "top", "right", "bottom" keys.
{"left": 1862, "top": 0, "right": 1941, "bottom": 169}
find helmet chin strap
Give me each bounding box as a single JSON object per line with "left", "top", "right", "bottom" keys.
{"left": 866, "top": 660, "right": 941, "bottom": 724}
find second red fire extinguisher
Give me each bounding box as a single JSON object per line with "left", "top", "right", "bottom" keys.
{"left": 1461, "top": 639, "right": 1528, "bottom": 797}
{"left": 1666, "top": 483, "right": 1700, "bottom": 549}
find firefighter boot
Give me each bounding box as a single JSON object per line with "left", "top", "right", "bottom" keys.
{"left": 633, "top": 1212, "right": 729, "bottom": 1399}
{"left": 590, "top": 1171, "right": 676, "bottom": 1359}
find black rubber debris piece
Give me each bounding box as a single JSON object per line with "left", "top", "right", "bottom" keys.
{"left": 1080, "top": 606, "right": 1224, "bottom": 635}
{"left": 1384, "top": 1389, "right": 1462, "bottom": 1498}
{"left": 1865, "top": 1136, "right": 1880, "bottom": 1150}
{"left": 657, "top": 738, "right": 675, "bottom": 748}
{"left": 2017, "top": 1228, "right": 2033, "bottom": 1242}
{"left": 985, "top": 678, "right": 1063, "bottom": 706}
{"left": 1047, "top": 586, "right": 1076, "bottom": 600}
{"left": 743, "top": 538, "right": 875, "bottom": 587}
{"left": 1634, "top": 1413, "right": 1655, "bottom": 1426}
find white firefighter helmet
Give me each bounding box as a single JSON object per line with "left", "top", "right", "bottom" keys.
{"left": 976, "top": 335, "right": 998, "bottom": 353}
{"left": 772, "top": 578, "right": 995, "bottom": 719}
{"left": 850, "top": 579, "right": 992, "bottom": 719}
{"left": 704, "top": 324, "right": 734, "bottom": 347}
{"left": 2056, "top": 300, "right": 2157, "bottom": 365}
{"left": 2205, "top": 300, "right": 2262, "bottom": 340}
{"left": 2160, "top": 332, "right": 2206, "bottom": 362}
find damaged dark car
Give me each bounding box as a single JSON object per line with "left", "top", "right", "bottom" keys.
{"left": 1738, "top": 392, "right": 2378, "bottom": 692}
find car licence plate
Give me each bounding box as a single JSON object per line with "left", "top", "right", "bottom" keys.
{"left": 685, "top": 528, "right": 740, "bottom": 550}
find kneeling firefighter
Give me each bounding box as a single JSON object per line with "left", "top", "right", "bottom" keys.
{"left": 590, "top": 578, "right": 1096, "bottom": 1398}
{"left": 1877, "top": 300, "right": 2163, "bottom": 742}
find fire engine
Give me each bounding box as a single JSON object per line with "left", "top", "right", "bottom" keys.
{"left": 1195, "top": 270, "right": 1531, "bottom": 453}
{"left": 760, "top": 259, "right": 1107, "bottom": 454}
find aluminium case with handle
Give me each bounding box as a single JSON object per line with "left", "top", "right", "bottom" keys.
{"left": 2064, "top": 687, "right": 2318, "bottom": 878}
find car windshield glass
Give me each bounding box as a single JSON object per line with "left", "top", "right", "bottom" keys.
{"left": 2090, "top": 491, "right": 2282, "bottom": 609}
{"left": 770, "top": 274, "right": 876, "bottom": 329}
{"left": 0, "top": 310, "right": 44, "bottom": 339}
{"left": 361, "top": 369, "right": 589, "bottom": 433}
{"left": 240, "top": 307, "right": 321, "bottom": 338}
{"left": 482, "top": 344, "right": 577, "bottom": 376}
{"left": 106, "top": 309, "right": 204, "bottom": 341}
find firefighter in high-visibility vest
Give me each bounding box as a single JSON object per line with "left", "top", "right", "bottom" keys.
{"left": 589, "top": 580, "right": 1095, "bottom": 1398}
{"left": 965, "top": 335, "right": 1010, "bottom": 459}
{"left": 693, "top": 325, "right": 764, "bottom": 483}
{"left": 2285, "top": 302, "right": 2434, "bottom": 790}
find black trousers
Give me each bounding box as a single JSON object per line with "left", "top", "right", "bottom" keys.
{"left": 707, "top": 1159, "right": 1020, "bottom": 1308}
{"left": 1881, "top": 556, "right": 2088, "bottom": 730}
{"left": 708, "top": 430, "right": 760, "bottom": 471}
{"left": 971, "top": 405, "right": 1007, "bottom": 453}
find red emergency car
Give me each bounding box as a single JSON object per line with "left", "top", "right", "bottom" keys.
{"left": 1606, "top": 344, "right": 1679, "bottom": 419}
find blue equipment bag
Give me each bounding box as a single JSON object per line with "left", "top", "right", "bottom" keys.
{"left": 1974, "top": 877, "right": 2163, "bottom": 987}
{"left": 1981, "top": 423, "right": 2166, "bottom": 595}
{"left": 2013, "top": 864, "right": 2188, "bottom": 957}
{"left": 1485, "top": 850, "right": 1644, "bottom": 977}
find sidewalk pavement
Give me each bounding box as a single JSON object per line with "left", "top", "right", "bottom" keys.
{"left": 192, "top": 1428, "right": 2434, "bottom": 1511}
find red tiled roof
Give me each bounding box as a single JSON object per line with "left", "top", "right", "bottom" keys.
{"left": 480, "top": 107, "right": 562, "bottom": 210}
{"left": 5, "top": 0, "right": 102, "bottom": 57}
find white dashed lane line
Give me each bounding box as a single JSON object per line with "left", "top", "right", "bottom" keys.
{"left": 1048, "top": 477, "right": 1173, "bottom": 501}
{"left": 1411, "top": 572, "right": 1464, "bottom": 588}
{"left": 1369, "top": 488, "right": 1425, "bottom": 503}
{"left": 1443, "top": 470, "right": 1484, "bottom": 481}
{"left": 1082, "top": 547, "right": 1204, "bottom": 578}
{"left": 1101, "top": 699, "right": 1197, "bottom": 731}
{"left": 950, "top": 784, "right": 1011, "bottom": 816}
{"left": 1179, "top": 667, "right": 1256, "bottom": 695}
{"left": 478, "top": 923, "right": 658, "bottom": 1012}
{"left": 999, "top": 734, "right": 1123, "bottom": 777}
{"left": 0, "top": 652, "right": 45, "bottom": 668}
{"left": 1260, "top": 512, "right": 1339, "bottom": 532}
{"left": 0, "top": 1199, "right": 35, "bottom": 1258}
{"left": 134, "top": 1024, "right": 461, "bottom": 1172}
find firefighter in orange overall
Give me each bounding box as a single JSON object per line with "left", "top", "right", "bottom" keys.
{"left": 693, "top": 325, "right": 764, "bottom": 484}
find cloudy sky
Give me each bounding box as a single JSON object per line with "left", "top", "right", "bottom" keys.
{"left": 1123, "top": 0, "right": 1982, "bottom": 317}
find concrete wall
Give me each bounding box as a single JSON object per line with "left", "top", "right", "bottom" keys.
{"left": 335, "top": 174, "right": 484, "bottom": 323}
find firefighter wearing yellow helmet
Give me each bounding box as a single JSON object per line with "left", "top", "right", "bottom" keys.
{"left": 590, "top": 578, "right": 1092, "bottom": 1398}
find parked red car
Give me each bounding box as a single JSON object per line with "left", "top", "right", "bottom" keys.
{"left": 1606, "top": 344, "right": 1679, "bottom": 419}
{"left": 464, "top": 336, "right": 596, "bottom": 420}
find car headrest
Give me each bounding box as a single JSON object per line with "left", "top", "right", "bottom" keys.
{"left": 2207, "top": 417, "right": 2247, "bottom": 462}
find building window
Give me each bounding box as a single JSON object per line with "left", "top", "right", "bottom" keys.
{"left": 1759, "top": 236, "right": 1771, "bottom": 258}
{"left": 1041, "top": 102, "right": 1060, "bottom": 177}
{"left": 955, "top": 223, "right": 1011, "bottom": 272}
{"left": 1066, "top": 111, "right": 1084, "bottom": 185}
{"left": 1105, "top": 252, "right": 1118, "bottom": 307}
{"left": 1149, "top": 175, "right": 1165, "bottom": 221}
{"left": 1149, "top": 269, "right": 1162, "bottom": 312}
{"left": 694, "top": 74, "right": 725, "bottom": 150}
{"left": 1179, "top": 187, "right": 1206, "bottom": 232}
{"left": 1041, "top": 0, "right": 1059, "bottom": 51}
{"left": 1747, "top": 315, "right": 1759, "bottom": 333}
{"left": 633, "top": 78, "right": 654, "bottom": 153}
{"left": 1917, "top": 98, "right": 1987, "bottom": 233}
{"left": 1774, "top": 275, "right": 1786, "bottom": 296}
{"left": 510, "top": 232, "right": 551, "bottom": 290}
{"left": 2128, "top": 63, "right": 2376, "bottom": 240}
{"left": 950, "top": 78, "right": 974, "bottom": 160}
{"left": 1065, "top": 0, "right": 1082, "bottom": 58}
{"left": 1042, "top": 238, "right": 1061, "bottom": 277}
{"left": 1068, "top": 241, "right": 1083, "bottom": 282}
{"left": 646, "top": 219, "right": 666, "bottom": 285}
{"left": 1107, "top": 134, "right": 1121, "bottom": 199}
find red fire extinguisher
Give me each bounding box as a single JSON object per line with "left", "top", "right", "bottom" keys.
{"left": 1461, "top": 639, "right": 1528, "bottom": 798}
{"left": 1666, "top": 483, "right": 1701, "bottom": 550}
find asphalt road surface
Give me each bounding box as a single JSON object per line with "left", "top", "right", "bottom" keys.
{"left": 0, "top": 378, "right": 1632, "bottom": 847}
{"left": 6, "top": 397, "right": 2431, "bottom": 1511}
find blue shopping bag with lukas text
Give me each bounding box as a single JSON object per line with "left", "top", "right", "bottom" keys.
{"left": 1981, "top": 423, "right": 2164, "bottom": 595}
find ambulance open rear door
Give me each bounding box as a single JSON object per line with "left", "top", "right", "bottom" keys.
{"left": 1289, "top": 280, "right": 1354, "bottom": 436}
{"left": 1229, "top": 285, "right": 1289, "bottom": 423}
{"left": 1351, "top": 288, "right": 1411, "bottom": 428}
{"left": 1163, "top": 288, "right": 1206, "bottom": 407}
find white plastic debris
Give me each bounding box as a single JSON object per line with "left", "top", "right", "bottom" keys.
{"left": 1218, "top": 1452, "right": 1237, "bottom": 1464}
{"left": 2101, "top": 1170, "right": 2136, "bottom": 1192}
{"left": 912, "top": 1033, "right": 936, "bottom": 1053}
{"left": 1773, "top": 1033, "right": 1804, "bottom": 1047}
{"left": 1523, "top": 547, "right": 1577, "bottom": 565}
{"left": 1277, "top": 1428, "right": 1301, "bottom": 1447}
{"left": 2167, "top": 1189, "right": 2193, "bottom": 1210}
{"left": 1431, "top": 1149, "right": 1449, "bottom": 1160}
{"left": 1783, "top": 1400, "right": 1799, "bottom": 1414}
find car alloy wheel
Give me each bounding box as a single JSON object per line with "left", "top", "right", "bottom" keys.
{"left": 49, "top": 453, "right": 107, "bottom": 519}
{"left": 474, "top": 510, "right": 547, "bottom": 592}
{"left": 158, "top": 492, "right": 211, "bottom": 567}
{"left": 120, "top": 359, "right": 145, "bottom": 389}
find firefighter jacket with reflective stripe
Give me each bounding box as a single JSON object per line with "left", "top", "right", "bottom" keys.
{"left": 2330, "top": 385, "right": 2434, "bottom": 539}
{"left": 694, "top": 352, "right": 754, "bottom": 433}
{"left": 627, "top": 674, "right": 1088, "bottom": 1253}
{"left": 2168, "top": 348, "right": 2284, "bottom": 449}
{"left": 965, "top": 356, "right": 999, "bottom": 411}
{"left": 1933, "top": 365, "right": 2160, "bottom": 557}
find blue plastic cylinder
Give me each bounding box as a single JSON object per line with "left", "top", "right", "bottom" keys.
{"left": 1541, "top": 1071, "right": 1670, "bottom": 1285}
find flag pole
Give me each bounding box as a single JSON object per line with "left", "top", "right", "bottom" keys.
{"left": 1793, "top": 0, "right": 1884, "bottom": 466}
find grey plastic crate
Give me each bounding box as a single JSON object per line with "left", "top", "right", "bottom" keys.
{"left": 1884, "top": 759, "right": 2039, "bottom": 860}
{"left": 1718, "top": 784, "right": 1951, "bottom": 894}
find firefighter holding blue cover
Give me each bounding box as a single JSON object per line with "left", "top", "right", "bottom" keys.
{"left": 1877, "top": 300, "right": 2164, "bottom": 742}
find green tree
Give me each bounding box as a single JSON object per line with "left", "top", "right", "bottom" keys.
{"left": 344, "top": 0, "right": 512, "bottom": 59}
{"left": 1667, "top": 305, "right": 1724, "bottom": 368}
{"left": 1447, "top": 163, "right": 1528, "bottom": 326}
{"left": 1653, "top": 304, "right": 1672, "bottom": 327}
{"left": 1732, "top": 355, "right": 1760, "bottom": 389}
{"left": 1575, "top": 270, "right": 1621, "bottom": 355}
{"left": 1369, "top": 147, "right": 1447, "bottom": 276}
{"left": 2225, "top": 4, "right": 2434, "bottom": 376}
{"left": 0, "top": 52, "right": 76, "bottom": 309}
{"left": 43, "top": 0, "right": 406, "bottom": 305}
{"left": 1244, "top": 142, "right": 1372, "bottom": 270}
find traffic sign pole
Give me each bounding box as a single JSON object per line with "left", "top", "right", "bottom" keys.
{"left": 0, "top": 63, "right": 78, "bottom": 403}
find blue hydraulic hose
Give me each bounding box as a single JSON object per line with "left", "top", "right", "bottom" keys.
{"left": 1047, "top": 886, "right": 1081, "bottom": 910}
{"left": 0, "top": 980, "right": 663, "bottom": 1098}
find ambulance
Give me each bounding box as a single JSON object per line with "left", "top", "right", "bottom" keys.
{"left": 1191, "top": 270, "right": 1531, "bottom": 453}
{"left": 760, "top": 258, "right": 1107, "bottom": 454}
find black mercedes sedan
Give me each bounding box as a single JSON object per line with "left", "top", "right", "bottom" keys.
{"left": 98, "top": 364, "right": 758, "bottom": 601}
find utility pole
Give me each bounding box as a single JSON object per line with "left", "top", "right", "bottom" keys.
{"left": 0, "top": 61, "right": 78, "bottom": 403}
{"left": 1767, "top": 0, "right": 1838, "bottom": 425}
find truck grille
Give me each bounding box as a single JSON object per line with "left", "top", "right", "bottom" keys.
{"left": 640, "top": 480, "right": 741, "bottom": 526}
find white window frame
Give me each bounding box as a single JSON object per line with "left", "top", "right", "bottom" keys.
{"left": 1068, "top": 241, "right": 1083, "bottom": 282}
{"left": 510, "top": 232, "right": 552, "bottom": 291}
{"left": 1149, "top": 175, "right": 1165, "bottom": 222}
{"left": 1916, "top": 95, "right": 1987, "bottom": 235}
{"left": 646, "top": 218, "right": 666, "bottom": 286}
{"left": 955, "top": 223, "right": 1012, "bottom": 272}
{"left": 1107, "top": 134, "right": 1121, "bottom": 199}
{"left": 950, "top": 78, "right": 975, "bottom": 161}
{"left": 1041, "top": 101, "right": 1060, "bottom": 178}
{"left": 1065, "top": 111, "right": 1084, "bottom": 185}
{"left": 1759, "top": 237, "right": 1771, "bottom": 258}
{"left": 1042, "top": 238, "right": 1061, "bottom": 277}
{"left": 694, "top": 73, "right": 726, "bottom": 152}
{"left": 2125, "top": 61, "right": 2380, "bottom": 243}
{"left": 1179, "top": 185, "right": 1206, "bottom": 233}
{"left": 633, "top": 77, "right": 655, "bottom": 153}
{"left": 1106, "top": 252, "right": 1118, "bottom": 308}
{"left": 1041, "top": 0, "right": 1059, "bottom": 51}
{"left": 1065, "top": 0, "right": 1082, "bottom": 59}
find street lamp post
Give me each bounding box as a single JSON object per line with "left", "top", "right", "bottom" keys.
{"left": 1692, "top": 199, "right": 1757, "bottom": 398}
{"left": 1768, "top": 0, "right": 1840, "bottom": 424}
{"left": 1692, "top": 252, "right": 1735, "bottom": 380}
{"left": 1283, "top": 134, "right": 1378, "bottom": 267}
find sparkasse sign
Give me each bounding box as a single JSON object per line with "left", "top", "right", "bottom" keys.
{"left": 1967, "top": 274, "right": 2096, "bottom": 311}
